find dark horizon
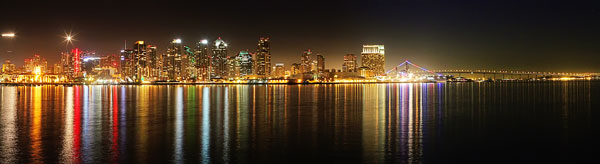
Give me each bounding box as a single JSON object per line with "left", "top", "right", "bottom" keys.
{"left": 1, "top": 0, "right": 599, "bottom": 72}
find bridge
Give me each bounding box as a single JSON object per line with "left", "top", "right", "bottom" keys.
{"left": 385, "top": 60, "right": 443, "bottom": 77}
{"left": 385, "top": 60, "right": 599, "bottom": 80}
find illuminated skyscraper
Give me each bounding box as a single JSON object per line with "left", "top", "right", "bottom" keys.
{"left": 2, "top": 60, "right": 16, "bottom": 74}
{"left": 71, "top": 48, "right": 83, "bottom": 77}
{"left": 146, "top": 45, "right": 158, "bottom": 78}
{"left": 120, "top": 49, "right": 134, "bottom": 80}
{"left": 255, "top": 37, "right": 271, "bottom": 76}
{"left": 82, "top": 56, "right": 100, "bottom": 75}
{"left": 361, "top": 45, "right": 385, "bottom": 76}
{"left": 226, "top": 56, "right": 238, "bottom": 78}
{"left": 300, "top": 49, "right": 312, "bottom": 73}
{"left": 211, "top": 37, "right": 227, "bottom": 78}
{"left": 132, "top": 41, "right": 146, "bottom": 81}
{"left": 290, "top": 63, "right": 301, "bottom": 75}
{"left": 194, "top": 39, "right": 210, "bottom": 80}
{"left": 24, "top": 54, "right": 48, "bottom": 73}
{"left": 182, "top": 45, "right": 195, "bottom": 80}
{"left": 236, "top": 51, "right": 253, "bottom": 76}
{"left": 316, "top": 54, "right": 325, "bottom": 73}
{"left": 167, "top": 39, "right": 183, "bottom": 80}
{"left": 342, "top": 54, "right": 357, "bottom": 72}
{"left": 273, "top": 63, "right": 285, "bottom": 78}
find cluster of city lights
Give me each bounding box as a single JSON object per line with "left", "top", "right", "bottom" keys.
{"left": 1, "top": 31, "right": 599, "bottom": 85}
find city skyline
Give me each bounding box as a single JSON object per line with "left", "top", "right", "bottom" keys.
{"left": 1, "top": 0, "right": 599, "bottom": 72}
{"left": 0, "top": 1, "right": 597, "bottom": 163}
{"left": 2, "top": 37, "right": 394, "bottom": 83}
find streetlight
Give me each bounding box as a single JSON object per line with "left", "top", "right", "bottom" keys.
{"left": 64, "top": 33, "right": 75, "bottom": 45}
{"left": 173, "top": 38, "right": 182, "bottom": 43}
{"left": 2, "top": 33, "right": 15, "bottom": 38}
{"left": 1, "top": 33, "right": 15, "bottom": 38}
{"left": 63, "top": 29, "right": 77, "bottom": 47}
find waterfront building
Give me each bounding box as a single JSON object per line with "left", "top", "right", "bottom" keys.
{"left": 300, "top": 49, "right": 312, "bottom": 73}
{"left": 236, "top": 51, "right": 254, "bottom": 76}
{"left": 2, "top": 60, "right": 16, "bottom": 74}
{"left": 342, "top": 54, "right": 357, "bottom": 72}
{"left": 211, "top": 37, "right": 228, "bottom": 79}
{"left": 255, "top": 37, "right": 271, "bottom": 76}
{"left": 60, "top": 52, "right": 72, "bottom": 76}
{"left": 158, "top": 52, "right": 169, "bottom": 80}
{"left": 59, "top": 48, "right": 83, "bottom": 78}
{"left": 290, "top": 63, "right": 301, "bottom": 75}
{"left": 167, "top": 39, "right": 183, "bottom": 81}
{"left": 358, "top": 66, "right": 375, "bottom": 78}
{"left": 182, "top": 45, "right": 195, "bottom": 80}
{"left": 361, "top": 45, "right": 385, "bottom": 76}
{"left": 72, "top": 48, "right": 83, "bottom": 77}
{"left": 226, "top": 56, "right": 239, "bottom": 78}
{"left": 132, "top": 41, "right": 146, "bottom": 81}
{"left": 24, "top": 54, "right": 48, "bottom": 73}
{"left": 82, "top": 56, "right": 101, "bottom": 75}
{"left": 273, "top": 63, "right": 285, "bottom": 78}
{"left": 120, "top": 49, "right": 134, "bottom": 80}
{"left": 316, "top": 54, "right": 325, "bottom": 73}
{"left": 146, "top": 45, "right": 158, "bottom": 79}
{"left": 53, "top": 63, "right": 62, "bottom": 74}
{"left": 100, "top": 54, "right": 119, "bottom": 68}
{"left": 194, "top": 39, "right": 210, "bottom": 81}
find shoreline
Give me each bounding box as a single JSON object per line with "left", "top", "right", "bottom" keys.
{"left": 0, "top": 80, "right": 596, "bottom": 86}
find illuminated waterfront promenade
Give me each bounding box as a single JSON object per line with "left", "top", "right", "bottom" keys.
{"left": 1, "top": 73, "right": 598, "bottom": 85}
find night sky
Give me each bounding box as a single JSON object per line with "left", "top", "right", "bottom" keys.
{"left": 1, "top": 0, "right": 599, "bottom": 72}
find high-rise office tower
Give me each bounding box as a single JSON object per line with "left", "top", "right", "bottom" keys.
{"left": 255, "top": 37, "right": 271, "bottom": 76}
{"left": 316, "top": 54, "right": 325, "bottom": 73}
{"left": 195, "top": 39, "right": 210, "bottom": 80}
{"left": 342, "top": 54, "right": 357, "bottom": 72}
{"left": 167, "top": 39, "right": 183, "bottom": 80}
{"left": 146, "top": 45, "right": 158, "bottom": 78}
{"left": 211, "top": 37, "right": 228, "bottom": 78}
{"left": 71, "top": 48, "right": 83, "bottom": 77}
{"left": 273, "top": 63, "right": 285, "bottom": 78}
{"left": 132, "top": 41, "right": 146, "bottom": 81}
{"left": 300, "top": 49, "right": 312, "bottom": 73}
{"left": 24, "top": 54, "right": 48, "bottom": 73}
{"left": 120, "top": 49, "right": 134, "bottom": 80}
{"left": 182, "top": 45, "right": 195, "bottom": 80}
{"left": 290, "top": 63, "right": 301, "bottom": 75}
{"left": 60, "top": 52, "right": 71, "bottom": 75}
{"left": 159, "top": 52, "right": 169, "bottom": 80}
{"left": 2, "top": 60, "right": 16, "bottom": 74}
{"left": 236, "top": 51, "right": 253, "bottom": 76}
{"left": 361, "top": 45, "right": 385, "bottom": 76}
{"left": 226, "top": 56, "right": 238, "bottom": 78}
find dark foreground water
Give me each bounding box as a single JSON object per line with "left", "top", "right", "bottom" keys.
{"left": 0, "top": 82, "right": 596, "bottom": 163}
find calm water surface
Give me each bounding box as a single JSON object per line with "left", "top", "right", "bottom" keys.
{"left": 0, "top": 82, "right": 596, "bottom": 163}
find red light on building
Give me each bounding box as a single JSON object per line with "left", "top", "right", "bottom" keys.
{"left": 72, "top": 48, "right": 81, "bottom": 74}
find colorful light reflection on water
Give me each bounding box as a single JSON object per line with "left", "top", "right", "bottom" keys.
{"left": 0, "top": 82, "right": 595, "bottom": 163}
